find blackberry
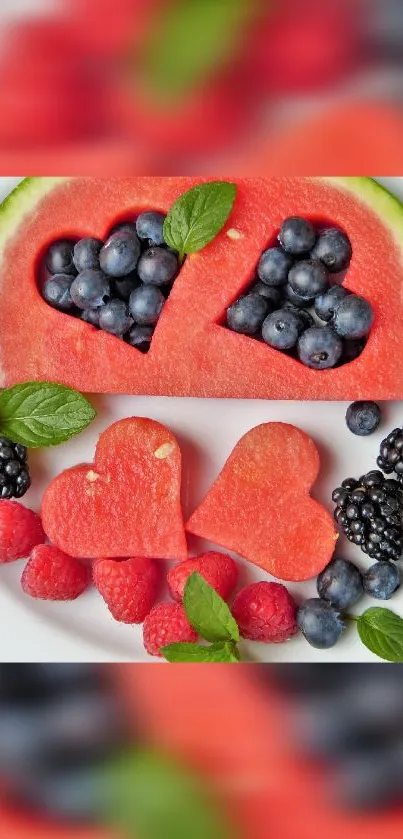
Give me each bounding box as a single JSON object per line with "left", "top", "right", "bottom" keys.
{"left": 332, "top": 470, "right": 403, "bottom": 562}
{"left": 377, "top": 427, "right": 403, "bottom": 483}
{"left": 0, "top": 437, "right": 30, "bottom": 499}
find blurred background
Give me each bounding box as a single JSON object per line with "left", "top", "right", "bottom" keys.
{"left": 0, "top": 663, "right": 402, "bottom": 838}
{"left": 0, "top": 0, "right": 403, "bottom": 174}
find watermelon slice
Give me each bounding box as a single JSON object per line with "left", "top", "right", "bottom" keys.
{"left": 41, "top": 417, "right": 187, "bottom": 560}
{"left": 186, "top": 423, "right": 337, "bottom": 581}
{"left": 1, "top": 176, "right": 403, "bottom": 400}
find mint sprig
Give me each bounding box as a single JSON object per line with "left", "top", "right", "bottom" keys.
{"left": 184, "top": 572, "right": 240, "bottom": 642}
{"left": 103, "top": 749, "right": 232, "bottom": 839}
{"left": 357, "top": 607, "right": 403, "bottom": 662}
{"left": 0, "top": 382, "right": 96, "bottom": 447}
{"left": 163, "top": 641, "right": 240, "bottom": 663}
{"left": 163, "top": 181, "right": 237, "bottom": 261}
{"left": 162, "top": 572, "right": 241, "bottom": 663}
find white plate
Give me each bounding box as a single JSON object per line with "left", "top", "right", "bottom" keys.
{"left": 0, "top": 177, "right": 402, "bottom": 663}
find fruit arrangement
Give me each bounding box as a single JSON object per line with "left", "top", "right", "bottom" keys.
{"left": 0, "top": 377, "right": 401, "bottom": 662}
{"left": 1, "top": 176, "right": 403, "bottom": 399}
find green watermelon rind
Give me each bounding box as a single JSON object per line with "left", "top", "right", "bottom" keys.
{"left": 0, "top": 178, "right": 70, "bottom": 254}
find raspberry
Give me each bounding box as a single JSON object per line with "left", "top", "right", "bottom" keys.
{"left": 143, "top": 602, "right": 197, "bottom": 657}
{"left": 93, "top": 556, "right": 160, "bottom": 623}
{"left": 167, "top": 551, "right": 238, "bottom": 603}
{"left": 231, "top": 582, "right": 297, "bottom": 643}
{"left": 21, "top": 545, "right": 91, "bottom": 600}
{"left": 0, "top": 500, "right": 45, "bottom": 563}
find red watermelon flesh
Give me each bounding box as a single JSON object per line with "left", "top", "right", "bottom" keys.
{"left": 1, "top": 176, "right": 403, "bottom": 400}
{"left": 186, "top": 423, "right": 337, "bottom": 581}
{"left": 41, "top": 417, "right": 187, "bottom": 560}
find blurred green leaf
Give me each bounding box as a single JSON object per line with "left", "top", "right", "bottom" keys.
{"left": 141, "top": 0, "right": 258, "bottom": 102}
{"left": 103, "top": 749, "right": 232, "bottom": 839}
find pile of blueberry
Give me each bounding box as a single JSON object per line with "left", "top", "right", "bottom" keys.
{"left": 297, "top": 555, "right": 401, "bottom": 650}
{"left": 271, "top": 664, "right": 403, "bottom": 812}
{"left": 333, "top": 470, "right": 403, "bottom": 562}
{"left": 0, "top": 664, "right": 130, "bottom": 824}
{"left": 40, "top": 212, "right": 180, "bottom": 353}
{"left": 0, "top": 437, "right": 30, "bottom": 499}
{"left": 226, "top": 216, "right": 374, "bottom": 370}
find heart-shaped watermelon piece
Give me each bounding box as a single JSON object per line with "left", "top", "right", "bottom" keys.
{"left": 41, "top": 417, "right": 187, "bottom": 560}
{"left": 186, "top": 422, "right": 337, "bottom": 581}
{"left": 1, "top": 176, "right": 402, "bottom": 399}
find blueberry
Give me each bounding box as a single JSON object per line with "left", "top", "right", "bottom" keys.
{"left": 42, "top": 274, "right": 75, "bottom": 312}
{"left": 45, "top": 240, "right": 76, "bottom": 276}
{"left": 278, "top": 216, "right": 317, "bottom": 255}
{"left": 113, "top": 273, "right": 139, "bottom": 301}
{"left": 288, "top": 259, "right": 329, "bottom": 300}
{"left": 317, "top": 558, "right": 363, "bottom": 609}
{"left": 250, "top": 282, "right": 283, "bottom": 309}
{"left": 20, "top": 766, "right": 105, "bottom": 823}
{"left": 333, "top": 295, "right": 374, "bottom": 339}
{"left": 136, "top": 211, "right": 166, "bottom": 247}
{"left": 284, "top": 283, "right": 313, "bottom": 308}
{"left": 261, "top": 308, "right": 301, "bottom": 349}
{"left": 363, "top": 562, "right": 401, "bottom": 600}
{"left": 297, "top": 599, "right": 345, "bottom": 649}
{"left": 73, "top": 238, "right": 103, "bottom": 273}
{"left": 346, "top": 401, "right": 381, "bottom": 436}
{"left": 129, "top": 285, "right": 165, "bottom": 326}
{"left": 284, "top": 305, "right": 314, "bottom": 332}
{"left": 226, "top": 294, "right": 268, "bottom": 335}
{"left": 108, "top": 221, "right": 137, "bottom": 237}
{"left": 81, "top": 308, "right": 101, "bottom": 326}
{"left": 70, "top": 270, "right": 110, "bottom": 310}
{"left": 314, "top": 285, "right": 350, "bottom": 322}
{"left": 126, "top": 325, "right": 154, "bottom": 352}
{"left": 310, "top": 227, "right": 352, "bottom": 273}
{"left": 298, "top": 326, "right": 343, "bottom": 369}
{"left": 137, "top": 247, "right": 178, "bottom": 286}
{"left": 257, "top": 247, "right": 293, "bottom": 286}
{"left": 98, "top": 299, "right": 133, "bottom": 336}
{"left": 99, "top": 231, "right": 141, "bottom": 278}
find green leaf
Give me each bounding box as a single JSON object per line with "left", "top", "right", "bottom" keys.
{"left": 141, "top": 0, "right": 258, "bottom": 103}
{"left": 183, "top": 572, "right": 240, "bottom": 644}
{"left": 357, "top": 607, "right": 403, "bottom": 662}
{"left": 162, "top": 640, "right": 240, "bottom": 663}
{"left": 103, "top": 749, "right": 232, "bottom": 839}
{"left": 164, "top": 181, "right": 237, "bottom": 261}
{"left": 0, "top": 382, "right": 96, "bottom": 447}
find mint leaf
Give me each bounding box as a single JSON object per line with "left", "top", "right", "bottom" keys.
{"left": 0, "top": 382, "right": 96, "bottom": 447}
{"left": 183, "top": 572, "right": 240, "bottom": 643}
{"left": 162, "top": 641, "right": 240, "bottom": 663}
{"left": 103, "top": 749, "right": 232, "bottom": 839}
{"left": 142, "top": 0, "right": 257, "bottom": 103}
{"left": 358, "top": 607, "right": 403, "bottom": 662}
{"left": 164, "top": 181, "right": 236, "bottom": 261}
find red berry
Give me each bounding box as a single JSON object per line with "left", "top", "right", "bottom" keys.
{"left": 21, "top": 545, "right": 91, "bottom": 600}
{"left": 93, "top": 556, "right": 160, "bottom": 623}
{"left": 143, "top": 602, "right": 197, "bottom": 657}
{"left": 232, "top": 582, "right": 297, "bottom": 643}
{"left": 0, "top": 500, "right": 45, "bottom": 563}
{"left": 167, "top": 551, "right": 238, "bottom": 603}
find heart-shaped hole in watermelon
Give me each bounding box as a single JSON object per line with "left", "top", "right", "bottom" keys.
{"left": 36, "top": 210, "right": 182, "bottom": 354}
{"left": 221, "top": 214, "right": 374, "bottom": 371}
